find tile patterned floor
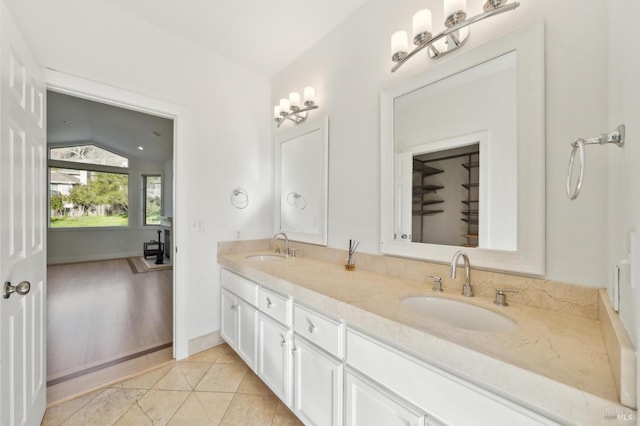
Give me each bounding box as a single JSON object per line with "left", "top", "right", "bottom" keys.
{"left": 42, "top": 344, "right": 303, "bottom": 426}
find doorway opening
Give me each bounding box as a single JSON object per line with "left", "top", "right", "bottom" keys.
{"left": 45, "top": 89, "right": 176, "bottom": 403}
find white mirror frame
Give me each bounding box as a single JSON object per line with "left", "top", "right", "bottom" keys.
{"left": 380, "top": 22, "right": 545, "bottom": 275}
{"left": 274, "top": 116, "right": 329, "bottom": 246}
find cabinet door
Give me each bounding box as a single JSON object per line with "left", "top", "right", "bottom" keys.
{"left": 293, "top": 336, "right": 343, "bottom": 426}
{"left": 237, "top": 298, "right": 258, "bottom": 371}
{"left": 345, "top": 371, "right": 425, "bottom": 426}
{"left": 220, "top": 288, "right": 237, "bottom": 348}
{"left": 258, "top": 313, "right": 291, "bottom": 405}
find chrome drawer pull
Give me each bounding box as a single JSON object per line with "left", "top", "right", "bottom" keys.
{"left": 307, "top": 319, "right": 316, "bottom": 334}
{"left": 266, "top": 297, "right": 273, "bottom": 308}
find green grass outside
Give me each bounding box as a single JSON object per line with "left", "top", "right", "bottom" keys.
{"left": 50, "top": 214, "right": 128, "bottom": 228}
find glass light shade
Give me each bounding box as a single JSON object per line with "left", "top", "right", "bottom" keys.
{"left": 279, "top": 98, "right": 290, "bottom": 112}
{"left": 444, "top": 0, "right": 466, "bottom": 19}
{"left": 289, "top": 92, "right": 301, "bottom": 109}
{"left": 412, "top": 9, "right": 432, "bottom": 38}
{"left": 274, "top": 105, "right": 281, "bottom": 118}
{"left": 304, "top": 87, "right": 316, "bottom": 104}
{"left": 391, "top": 30, "right": 409, "bottom": 56}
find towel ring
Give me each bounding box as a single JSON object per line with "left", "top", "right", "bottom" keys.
{"left": 566, "top": 138, "right": 585, "bottom": 200}
{"left": 566, "top": 124, "right": 625, "bottom": 200}
{"left": 231, "top": 188, "right": 249, "bottom": 209}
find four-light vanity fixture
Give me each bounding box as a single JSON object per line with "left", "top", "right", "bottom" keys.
{"left": 391, "top": 0, "right": 519, "bottom": 72}
{"left": 274, "top": 87, "right": 318, "bottom": 128}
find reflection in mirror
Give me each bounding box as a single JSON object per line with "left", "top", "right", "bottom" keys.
{"left": 394, "top": 52, "right": 516, "bottom": 251}
{"left": 274, "top": 116, "right": 328, "bottom": 246}
{"left": 381, "top": 22, "right": 545, "bottom": 275}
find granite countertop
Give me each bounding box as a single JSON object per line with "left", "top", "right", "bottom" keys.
{"left": 218, "top": 249, "right": 629, "bottom": 425}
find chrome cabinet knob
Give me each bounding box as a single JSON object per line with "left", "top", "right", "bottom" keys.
{"left": 3, "top": 281, "right": 31, "bottom": 299}
{"left": 266, "top": 297, "right": 273, "bottom": 309}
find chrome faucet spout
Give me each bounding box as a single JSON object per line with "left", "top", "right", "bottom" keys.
{"left": 271, "top": 232, "right": 290, "bottom": 256}
{"left": 451, "top": 250, "right": 473, "bottom": 297}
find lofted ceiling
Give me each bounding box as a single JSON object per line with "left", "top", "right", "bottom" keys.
{"left": 47, "top": 91, "right": 174, "bottom": 164}
{"left": 101, "top": 0, "right": 370, "bottom": 76}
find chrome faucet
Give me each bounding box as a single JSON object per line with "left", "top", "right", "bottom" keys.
{"left": 451, "top": 250, "right": 473, "bottom": 297}
{"left": 271, "top": 232, "right": 289, "bottom": 256}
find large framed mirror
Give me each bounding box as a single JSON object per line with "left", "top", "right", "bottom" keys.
{"left": 274, "top": 116, "right": 329, "bottom": 245}
{"left": 381, "top": 22, "right": 545, "bottom": 275}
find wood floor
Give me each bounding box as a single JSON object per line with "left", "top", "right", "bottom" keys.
{"left": 47, "top": 258, "right": 173, "bottom": 384}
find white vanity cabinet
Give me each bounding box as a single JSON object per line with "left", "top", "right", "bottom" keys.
{"left": 346, "top": 329, "right": 554, "bottom": 426}
{"left": 258, "top": 313, "right": 292, "bottom": 404}
{"left": 220, "top": 270, "right": 259, "bottom": 371}
{"left": 292, "top": 303, "right": 344, "bottom": 426}
{"left": 345, "top": 370, "right": 431, "bottom": 426}
{"left": 257, "top": 287, "right": 293, "bottom": 405}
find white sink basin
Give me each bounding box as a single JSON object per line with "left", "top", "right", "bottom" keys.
{"left": 400, "top": 296, "right": 517, "bottom": 333}
{"left": 245, "top": 254, "right": 286, "bottom": 262}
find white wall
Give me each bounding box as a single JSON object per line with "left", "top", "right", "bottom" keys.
{"left": 5, "top": 0, "right": 273, "bottom": 344}
{"left": 272, "top": 0, "right": 609, "bottom": 287}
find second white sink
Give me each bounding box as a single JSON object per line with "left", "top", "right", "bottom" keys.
{"left": 400, "top": 296, "right": 517, "bottom": 333}
{"left": 245, "top": 254, "right": 286, "bottom": 262}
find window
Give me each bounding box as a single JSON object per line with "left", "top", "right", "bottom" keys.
{"left": 143, "top": 175, "right": 162, "bottom": 225}
{"left": 50, "top": 144, "right": 129, "bottom": 167}
{"left": 49, "top": 144, "right": 129, "bottom": 228}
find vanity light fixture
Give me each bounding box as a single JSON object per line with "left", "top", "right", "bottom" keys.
{"left": 390, "top": 0, "right": 519, "bottom": 72}
{"left": 273, "top": 87, "right": 319, "bottom": 128}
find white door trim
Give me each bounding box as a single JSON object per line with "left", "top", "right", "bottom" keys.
{"left": 44, "top": 70, "right": 189, "bottom": 360}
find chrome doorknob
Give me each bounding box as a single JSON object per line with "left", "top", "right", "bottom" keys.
{"left": 3, "top": 281, "right": 31, "bottom": 299}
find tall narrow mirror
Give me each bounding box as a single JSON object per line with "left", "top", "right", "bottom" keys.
{"left": 274, "top": 116, "right": 328, "bottom": 245}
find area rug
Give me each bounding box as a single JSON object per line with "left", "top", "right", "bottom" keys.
{"left": 127, "top": 256, "right": 173, "bottom": 274}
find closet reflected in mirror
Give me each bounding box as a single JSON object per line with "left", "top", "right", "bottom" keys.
{"left": 410, "top": 142, "right": 480, "bottom": 247}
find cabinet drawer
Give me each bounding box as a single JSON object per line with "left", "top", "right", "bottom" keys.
{"left": 259, "top": 287, "right": 291, "bottom": 325}
{"left": 294, "top": 303, "right": 344, "bottom": 359}
{"left": 221, "top": 269, "right": 258, "bottom": 307}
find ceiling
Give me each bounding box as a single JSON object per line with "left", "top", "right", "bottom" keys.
{"left": 47, "top": 91, "right": 174, "bottom": 163}
{"left": 102, "top": 0, "right": 370, "bottom": 76}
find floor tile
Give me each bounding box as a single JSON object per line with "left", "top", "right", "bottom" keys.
{"left": 135, "top": 389, "right": 191, "bottom": 425}
{"left": 113, "top": 404, "right": 154, "bottom": 426}
{"left": 41, "top": 389, "right": 102, "bottom": 426}
{"left": 61, "top": 388, "right": 146, "bottom": 426}
{"left": 168, "top": 391, "right": 234, "bottom": 425}
{"left": 187, "top": 344, "right": 234, "bottom": 363}
{"left": 153, "top": 362, "right": 211, "bottom": 391}
{"left": 237, "top": 371, "right": 274, "bottom": 395}
{"left": 272, "top": 402, "right": 303, "bottom": 426}
{"left": 220, "top": 393, "right": 279, "bottom": 426}
{"left": 195, "top": 362, "right": 248, "bottom": 393}
{"left": 110, "top": 364, "right": 174, "bottom": 390}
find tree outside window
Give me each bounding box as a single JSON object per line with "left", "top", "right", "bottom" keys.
{"left": 143, "top": 175, "right": 162, "bottom": 225}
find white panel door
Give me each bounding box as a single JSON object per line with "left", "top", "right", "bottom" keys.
{"left": 0, "top": 3, "right": 47, "bottom": 426}
{"left": 345, "top": 371, "right": 426, "bottom": 426}
{"left": 257, "top": 313, "right": 291, "bottom": 405}
{"left": 236, "top": 297, "right": 257, "bottom": 371}
{"left": 220, "top": 289, "right": 237, "bottom": 348}
{"left": 293, "top": 336, "right": 343, "bottom": 426}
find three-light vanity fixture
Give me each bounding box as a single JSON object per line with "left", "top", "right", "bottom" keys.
{"left": 390, "top": 0, "right": 519, "bottom": 72}
{"left": 274, "top": 87, "right": 319, "bottom": 128}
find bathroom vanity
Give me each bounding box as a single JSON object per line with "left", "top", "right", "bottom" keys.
{"left": 217, "top": 241, "right": 635, "bottom": 426}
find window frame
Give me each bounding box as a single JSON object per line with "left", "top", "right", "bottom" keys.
{"left": 47, "top": 144, "right": 131, "bottom": 230}
{"left": 142, "top": 174, "right": 163, "bottom": 226}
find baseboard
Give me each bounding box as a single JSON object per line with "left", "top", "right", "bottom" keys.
{"left": 189, "top": 330, "right": 224, "bottom": 356}
{"left": 47, "top": 251, "right": 141, "bottom": 265}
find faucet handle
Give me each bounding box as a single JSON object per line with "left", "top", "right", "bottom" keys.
{"left": 289, "top": 248, "right": 300, "bottom": 257}
{"left": 494, "top": 288, "right": 519, "bottom": 306}
{"left": 428, "top": 275, "right": 443, "bottom": 292}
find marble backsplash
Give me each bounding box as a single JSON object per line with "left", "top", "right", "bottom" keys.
{"left": 218, "top": 239, "right": 600, "bottom": 320}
